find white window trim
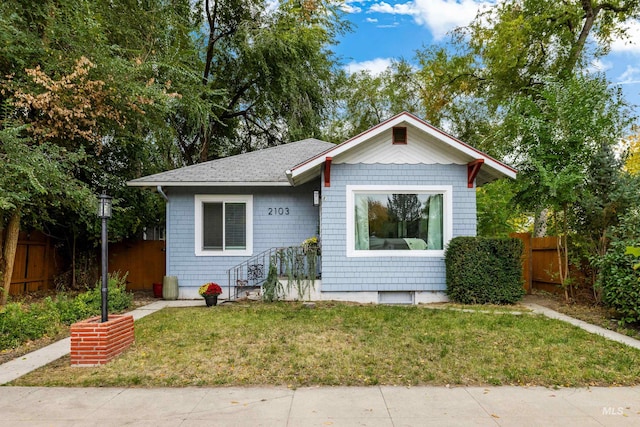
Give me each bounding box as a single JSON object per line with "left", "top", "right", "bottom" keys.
{"left": 194, "top": 195, "right": 253, "bottom": 257}
{"left": 346, "top": 185, "right": 453, "bottom": 258}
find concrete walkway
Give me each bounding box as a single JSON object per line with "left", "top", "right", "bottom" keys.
{"left": 1, "top": 299, "right": 640, "bottom": 426}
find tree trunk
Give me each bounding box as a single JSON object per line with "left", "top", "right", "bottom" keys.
{"left": 534, "top": 208, "right": 548, "bottom": 237}
{"left": 1, "top": 210, "right": 21, "bottom": 306}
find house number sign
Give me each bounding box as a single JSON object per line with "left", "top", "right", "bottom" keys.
{"left": 268, "top": 207, "right": 290, "bottom": 215}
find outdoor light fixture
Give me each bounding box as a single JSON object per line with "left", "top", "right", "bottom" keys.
{"left": 313, "top": 190, "right": 320, "bottom": 207}
{"left": 97, "top": 193, "right": 112, "bottom": 322}
{"left": 97, "top": 193, "right": 113, "bottom": 219}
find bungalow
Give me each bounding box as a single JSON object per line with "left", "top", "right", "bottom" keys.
{"left": 128, "top": 112, "right": 516, "bottom": 303}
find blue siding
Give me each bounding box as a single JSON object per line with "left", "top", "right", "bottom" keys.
{"left": 166, "top": 183, "right": 320, "bottom": 293}
{"left": 320, "top": 163, "right": 476, "bottom": 292}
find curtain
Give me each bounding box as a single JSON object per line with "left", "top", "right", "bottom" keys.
{"left": 427, "top": 194, "right": 443, "bottom": 249}
{"left": 354, "top": 195, "right": 370, "bottom": 250}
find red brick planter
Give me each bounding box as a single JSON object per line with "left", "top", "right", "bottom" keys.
{"left": 70, "top": 315, "right": 134, "bottom": 366}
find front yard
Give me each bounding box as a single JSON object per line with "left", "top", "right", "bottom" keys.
{"left": 11, "top": 301, "right": 640, "bottom": 388}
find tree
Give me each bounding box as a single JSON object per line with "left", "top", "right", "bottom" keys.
{"left": 0, "top": 127, "right": 94, "bottom": 305}
{"left": 176, "top": 0, "right": 349, "bottom": 163}
{"left": 504, "top": 75, "right": 633, "bottom": 300}
{"left": 324, "top": 60, "right": 424, "bottom": 142}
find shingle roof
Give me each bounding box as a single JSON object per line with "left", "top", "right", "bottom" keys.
{"left": 128, "top": 138, "right": 335, "bottom": 187}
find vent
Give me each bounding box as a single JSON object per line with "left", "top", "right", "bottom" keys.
{"left": 379, "top": 291, "right": 414, "bottom": 305}
{"left": 392, "top": 126, "right": 407, "bottom": 144}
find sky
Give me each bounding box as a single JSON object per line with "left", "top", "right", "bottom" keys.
{"left": 332, "top": 0, "right": 640, "bottom": 110}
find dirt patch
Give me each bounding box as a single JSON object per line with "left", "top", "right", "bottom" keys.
{"left": 524, "top": 291, "right": 640, "bottom": 340}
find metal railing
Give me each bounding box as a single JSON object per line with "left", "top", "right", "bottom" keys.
{"left": 226, "top": 246, "right": 320, "bottom": 301}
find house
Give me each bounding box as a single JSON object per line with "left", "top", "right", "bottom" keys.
{"left": 128, "top": 112, "right": 516, "bottom": 303}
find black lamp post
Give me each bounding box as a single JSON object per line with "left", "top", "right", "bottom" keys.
{"left": 97, "top": 193, "right": 112, "bottom": 323}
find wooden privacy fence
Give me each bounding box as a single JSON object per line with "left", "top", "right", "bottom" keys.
{"left": 108, "top": 240, "right": 166, "bottom": 291}
{"left": 9, "top": 235, "right": 165, "bottom": 295}
{"left": 9, "top": 231, "right": 62, "bottom": 295}
{"left": 510, "top": 233, "right": 583, "bottom": 294}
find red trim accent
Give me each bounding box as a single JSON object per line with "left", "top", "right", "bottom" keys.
{"left": 324, "top": 157, "right": 332, "bottom": 187}
{"left": 289, "top": 112, "right": 516, "bottom": 175}
{"left": 467, "top": 159, "right": 484, "bottom": 188}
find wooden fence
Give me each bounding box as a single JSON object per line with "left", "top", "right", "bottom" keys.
{"left": 108, "top": 240, "right": 166, "bottom": 291}
{"left": 9, "top": 235, "right": 165, "bottom": 295}
{"left": 510, "top": 233, "right": 583, "bottom": 294}
{"left": 9, "top": 231, "right": 63, "bottom": 295}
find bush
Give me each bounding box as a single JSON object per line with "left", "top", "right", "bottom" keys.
{"left": 0, "top": 299, "right": 61, "bottom": 349}
{"left": 597, "top": 211, "right": 640, "bottom": 325}
{"left": 0, "top": 272, "right": 134, "bottom": 350}
{"left": 445, "top": 236, "right": 524, "bottom": 304}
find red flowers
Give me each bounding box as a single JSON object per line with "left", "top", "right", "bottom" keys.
{"left": 199, "top": 282, "right": 222, "bottom": 296}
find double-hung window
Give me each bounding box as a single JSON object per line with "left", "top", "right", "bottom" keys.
{"left": 346, "top": 185, "right": 452, "bottom": 257}
{"left": 195, "top": 195, "right": 253, "bottom": 256}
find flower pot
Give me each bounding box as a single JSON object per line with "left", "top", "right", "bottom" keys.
{"left": 152, "top": 282, "right": 163, "bottom": 298}
{"left": 204, "top": 295, "right": 218, "bottom": 307}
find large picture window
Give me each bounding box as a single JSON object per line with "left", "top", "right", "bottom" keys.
{"left": 346, "top": 186, "right": 452, "bottom": 257}
{"left": 195, "top": 195, "right": 253, "bottom": 256}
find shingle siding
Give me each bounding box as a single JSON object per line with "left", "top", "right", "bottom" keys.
{"left": 166, "top": 183, "right": 320, "bottom": 293}
{"left": 320, "top": 163, "right": 476, "bottom": 292}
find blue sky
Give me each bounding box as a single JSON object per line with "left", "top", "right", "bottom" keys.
{"left": 332, "top": 0, "right": 640, "bottom": 111}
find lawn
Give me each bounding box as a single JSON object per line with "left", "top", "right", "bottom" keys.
{"left": 11, "top": 301, "right": 640, "bottom": 387}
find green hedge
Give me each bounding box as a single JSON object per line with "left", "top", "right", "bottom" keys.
{"left": 445, "top": 236, "right": 524, "bottom": 304}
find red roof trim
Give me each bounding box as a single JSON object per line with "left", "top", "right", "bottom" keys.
{"left": 289, "top": 111, "right": 516, "bottom": 175}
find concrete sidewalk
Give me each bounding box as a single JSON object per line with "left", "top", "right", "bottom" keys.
{"left": 0, "top": 385, "right": 639, "bottom": 426}
{"left": 1, "top": 299, "right": 640, "bottom": 425}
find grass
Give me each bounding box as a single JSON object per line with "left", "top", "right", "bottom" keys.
{"left": 11, "top": 301, "right": 640, "bottom": 388}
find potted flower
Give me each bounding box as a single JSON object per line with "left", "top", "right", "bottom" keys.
{"left": 302, "top": 236, "right": 320, "bottom": 255}
{"left": 199, "top": 282, "right": 222, "bottom": 306}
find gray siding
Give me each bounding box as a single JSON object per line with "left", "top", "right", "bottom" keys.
{"left": 320, "top": 163, "right": 476, "bottom": 292}
{"left": 166, "top": 183, "right": 320, "bottom": 292}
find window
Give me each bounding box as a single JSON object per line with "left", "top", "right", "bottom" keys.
{"left": 195, "top": 195, "right": 253, "bottom": 256}
{"left": 346, "top": 186, "right": 452, "bottom": 257}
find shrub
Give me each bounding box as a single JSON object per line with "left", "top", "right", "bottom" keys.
{"left": 445, "top": 236, "right": 524, "bottom": 304}
{"left": 596, "top": 211, "right": 640, "bottom": 325}
{"left": 0, "top": 298, "right": 61, "bottom": 349}
{"left": 0, "top": 272, "right": 134, "bottom": 350}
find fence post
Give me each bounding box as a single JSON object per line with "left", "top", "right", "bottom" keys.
{"left": 510, "top": 233, "right": 532, "bottom": 294}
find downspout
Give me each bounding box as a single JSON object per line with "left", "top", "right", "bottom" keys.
{"left": 156, "top": 185, "right": 169, "bottom": 202}
{"left": 157, "top": 185, "right": 170, "bottom": 285}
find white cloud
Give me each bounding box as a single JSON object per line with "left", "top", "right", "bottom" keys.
{"left": 611, "top": 20, "right": 640, "bottom": 54}
{"left": 617, "top": 65, "right": 640, "bottom": 84}
{"left": 366, "top": 17, "right": 379, "bottom": 23}
{"left": 342, "top": 4, "right": 363, "bottom": 13}
{"left": 344, "top": 57, "right": 393, "bottom": 75}
{"left": 587, "top": 58, "right": 613, "bottom": 73}
{"left": 368, "top": 0, "right": 495, "bottom": 39}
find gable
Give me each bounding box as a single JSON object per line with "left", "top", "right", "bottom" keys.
{"left": 287, "top": 112, "right": 516, "bottom": 187}
{"left": 333, "top": 123, "right": 469, "bottom": 165}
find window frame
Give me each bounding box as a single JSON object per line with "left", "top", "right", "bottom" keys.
{"left": 346, "top": 185, "right": 452, "bottom": 258}
{"left": 194, "top": 195, "right": 253, "bottom": 257}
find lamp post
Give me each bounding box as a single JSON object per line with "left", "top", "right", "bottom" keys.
{"left": 97, "top": 193, "right": 112, "bottom": 323}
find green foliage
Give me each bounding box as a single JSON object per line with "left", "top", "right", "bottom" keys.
{"left": 476, "top": 179, "right": 527, "bottom": 237}
{"left": 597, "top": 212, "right": 640, "bottom": 325}
{"left": 445, "top": 237, "right": 524, "bottom": 304}
{"left": 0, "top": 272, "right": 133, "bottom": 350}
{"left": 261, "top": 260, "right": 282, "bottom": 303}
{"left": 0, "top": 298, "right": 61, "bottom": 350}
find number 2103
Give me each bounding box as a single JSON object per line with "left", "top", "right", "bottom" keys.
{"left": 268, "top": 207, "right": 290, "bottom": 215}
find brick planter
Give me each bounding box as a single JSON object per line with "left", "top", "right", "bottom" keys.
{"left": 70, "top": 315, "right": 134, "bottom": 366}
